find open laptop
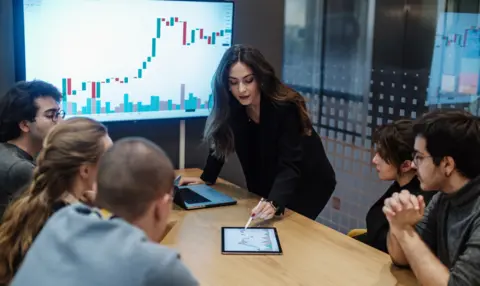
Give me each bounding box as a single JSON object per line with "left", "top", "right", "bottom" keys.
{"left": 173, "top": 175, "right": 237, "bottom": 210}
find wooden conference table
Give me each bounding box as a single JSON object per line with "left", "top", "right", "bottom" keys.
{"left": 161, "top": 168, "right": 417, "bottom": 286}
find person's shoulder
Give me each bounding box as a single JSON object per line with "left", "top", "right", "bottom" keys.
{"left": 8, "top": 159, "right": 34, "bottom": 177}
{"left": 424, "top": 192, "right": 442, "bottom": 213}
{"left": 7, "top": 159, "right": 34, "bottom": 186}
{"left": 140, "top": 243, "right": 198, "bottom": 286}
{"left": 5, "top": 159, "right": 34, "bottom": 195}
{"left": 41, "top": 203, "right": 89, "bottom": 230}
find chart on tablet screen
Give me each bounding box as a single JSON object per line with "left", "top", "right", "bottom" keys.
{"left": 238, "top": 229, "right": 274, "bottom": 251}
{"left": 223, "top": 228, "right": 280, "bottom": 252}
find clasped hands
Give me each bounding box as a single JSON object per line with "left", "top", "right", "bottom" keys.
{"left": 382, "top": 190, "right": 426, "bottom": 231}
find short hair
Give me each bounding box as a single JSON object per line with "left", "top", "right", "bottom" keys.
{"left": 373, "top": 119, "right": 415, "bottom": 169}
{"left": 413, "top": 109, "right": 480, "bottom": 179}
{"left": 95, "top": 137, "right": 175, "bottom": 221}
{"left": 0, "top": 80, "right": 62, "bottom": 142}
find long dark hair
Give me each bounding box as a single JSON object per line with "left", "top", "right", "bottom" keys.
{"left": 0, "top": 117, "right": 108, "bottom": 284}
{"left": 205, "top": 44, "right": 312, "bottom": 158}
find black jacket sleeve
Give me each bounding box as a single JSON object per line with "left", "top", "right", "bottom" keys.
{"left": 200, "top": 151, "right": 225, "bottom": 185}
{"left": 267, "top": 105, "right": 303, "bottom": 208}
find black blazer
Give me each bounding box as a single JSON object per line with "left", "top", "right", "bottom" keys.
{"left": 200, "top": 98, "right": 336, "bottom": 219}
{"left": 356, "top": 176, "right": 437, "bottom": 252}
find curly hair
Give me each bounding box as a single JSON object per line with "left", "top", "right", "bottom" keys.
{"left": 0, "top": 80, "right": 61, "bottom": 142}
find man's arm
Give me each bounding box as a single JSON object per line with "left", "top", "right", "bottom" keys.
{"left": 387, "top": 230, "right": 408, "bottom": 266}
{"left": 393, "top": 226, "right": 450, "bottom": 286}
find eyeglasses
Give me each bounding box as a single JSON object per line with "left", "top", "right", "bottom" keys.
{"left": 412, "top": 152, "right": 433, "bottom": 166}
{"left": 45, "top": 110, "right": 66, "bottom": 122}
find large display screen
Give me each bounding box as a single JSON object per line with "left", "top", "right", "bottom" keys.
{"left": 20, "top": 0, "right": 234, "bottom": 121}
{"left": 428, "top": 12, "right": 479, "bottom": 105}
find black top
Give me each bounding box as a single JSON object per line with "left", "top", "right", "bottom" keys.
{"left": 358, "top": 176, "right": 436, "bottom": 253}
{"left": 246, "top": 120, "right": 262, "bottom": 188}
{"left": 0, "top": 143, "right": 35, "bottom": 217}
{"left": 415, "top": 176, "right": 480, "bottom": 285}
{"left": 201, "top": 98, "right": 336, "bottom": 219}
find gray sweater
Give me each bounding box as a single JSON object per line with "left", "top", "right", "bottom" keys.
{"left": 415, "top": 176, "right": 480, "bottom": 286}
{"left": 11, "top": 204, "right": 199, "bottom": 286}
{"left": 0, "top": 142, "right": 34, "bottom": 217}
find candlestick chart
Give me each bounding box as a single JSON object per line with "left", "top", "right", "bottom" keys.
{"left": 22, "top": 0, "right": 234, "bottom": 121}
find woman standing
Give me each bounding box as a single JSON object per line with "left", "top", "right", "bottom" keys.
{"left": 181, "top": 44, "right": 336, "bottom": 220}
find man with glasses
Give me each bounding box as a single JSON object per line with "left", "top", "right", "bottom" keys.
{"left": 383, "top": 109, "right": 480, "bottom": 285}
{"left": 0, "top": 80, "right": 64, "bottom": 217}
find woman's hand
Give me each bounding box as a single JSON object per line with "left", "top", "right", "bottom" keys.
{"left": 178, "top": 176, "right": 204, "bottom": 186}
{"left": 251, "top": 199, "right": 277, "bottom": 220}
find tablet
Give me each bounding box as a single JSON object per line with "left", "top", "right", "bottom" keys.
{"left": 221, "top": 227, "right": 283, "bottom": 255}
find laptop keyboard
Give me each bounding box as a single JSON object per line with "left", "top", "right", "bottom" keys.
{"left": 180, "top": 188, "right": 211, "bottom": 204}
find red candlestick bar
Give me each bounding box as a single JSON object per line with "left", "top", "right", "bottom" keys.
{"left": 91, "top": 82, "right": 96, "bottom": 98}
{"left": 67, "top": 78, "right": 72, "bottom": 95}
{"left": 182, "top": 22, "right": 187, "bottom": 45}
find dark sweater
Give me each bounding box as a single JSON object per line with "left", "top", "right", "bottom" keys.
{"left": 0, "top": 143, "right": 35, "bottom": 218}
{"left": 356, "top": 176, "right": 436, "bottom": 253}
{"left": 415, "top": 176, "right": 480, "bottom": 285}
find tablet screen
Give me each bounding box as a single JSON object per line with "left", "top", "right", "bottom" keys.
{"left": 221, "top": 227, "right": 282, "bottom": 254}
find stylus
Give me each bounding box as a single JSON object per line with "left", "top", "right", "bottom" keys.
{"left": 245, "top": 198, "right": 265, "bottom": 229}
{"left": 244, "top": 216, "right": 253, "bottom": 229}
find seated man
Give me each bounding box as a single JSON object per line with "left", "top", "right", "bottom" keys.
{"left": 11, "top": 137, "right": 198, "bottom": 286}
{"left": 383, "top": 109, "right": 480, "bottom": 285}
{"left": 354, "top": 119, "right": 436, "bottom": 252}
{"left": 0, "top": 80, "right": 63, "bottom": 217}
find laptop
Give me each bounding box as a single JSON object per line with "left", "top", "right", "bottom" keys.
{"left": 173, "top": 175, "right": 237, "bottom": 210}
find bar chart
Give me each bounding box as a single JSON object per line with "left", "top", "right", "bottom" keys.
{"left": 22, "top": 0, "right": 234, "bottom": 121}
